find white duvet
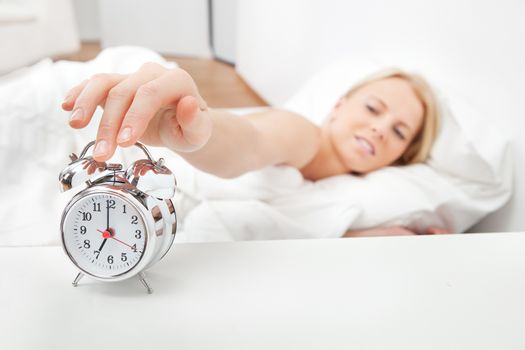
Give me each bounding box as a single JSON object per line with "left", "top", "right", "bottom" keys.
{"left": 0, "top": 47, "right": 512, "bottom": 246}
{"left": 151, "top": 155, "right": 362, "bottom": 242}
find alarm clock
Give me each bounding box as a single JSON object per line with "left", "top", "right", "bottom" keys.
{"left": 59, "top": 141, "right": 177, "bottom": 294}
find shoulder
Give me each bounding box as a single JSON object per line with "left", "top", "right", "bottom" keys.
{"left": 245, "top": 108, "right": 321, "bottom": 168}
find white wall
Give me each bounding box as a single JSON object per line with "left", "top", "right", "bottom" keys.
{"left": 236, "top": 0, "right": 525, "bottom": 232}
{"left": 98, "top": 0, "right": 211, "bottom": 57}
{"left": 71, "top": 0, "right": 100, "bottom": 41}
{"left": 72, "top": 0, "right": 236, "bottom": 61}
{"left": 0, "top": 0, "right": 79, "bottom": 72}
{"left": 211, "top": 0, "right": 237, "bottom": 63}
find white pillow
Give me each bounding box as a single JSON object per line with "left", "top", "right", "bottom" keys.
{"left": 282, "top": 57, "right": 512, "bottom": 233}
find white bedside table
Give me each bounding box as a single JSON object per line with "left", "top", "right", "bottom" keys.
{"left": 1, "top": 232, "right": 525, "bottom": 350}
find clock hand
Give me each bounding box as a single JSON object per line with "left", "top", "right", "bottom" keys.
{"left": 97, "top": 229, "right": 113, "bottom": 252}
{"left": 98, "top": 237, "right": 108, "bottom": 252}
{"left": 97, "top": 229, "right": 136, "bottom": 251}
{"left": 106, "top": 199, "right": 110, "bottom": 231}
{"left": 109, "top": 236, "right": 136, "bottom": 250}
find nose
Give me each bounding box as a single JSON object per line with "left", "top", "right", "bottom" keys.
{"left": 371, "top": 126, "right": 385, "bottom": 141}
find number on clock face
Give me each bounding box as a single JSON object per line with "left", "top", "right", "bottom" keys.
{"left": 62, "top": 193, "right": 147, "bottom": 278}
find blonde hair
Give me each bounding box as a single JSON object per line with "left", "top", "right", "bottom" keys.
{"left": 344, "top": 68, "right": 440, "bottom": 165}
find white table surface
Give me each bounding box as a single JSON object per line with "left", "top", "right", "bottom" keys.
{"left": 1, "top": 232, "right": 525, "bottom": 350}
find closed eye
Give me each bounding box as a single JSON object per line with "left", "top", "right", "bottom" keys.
{"left": 366, "top": 104, "right": 379, "bottom": 115}
{"left": 394, "top": 127, "right": 406, "bottom": 140}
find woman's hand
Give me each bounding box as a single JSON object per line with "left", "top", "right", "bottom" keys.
{"left": 343, "top": 225, "right": 451, "bottom": 237}
{"left": 62, "top": 63, "right": 212, "bottom": 162}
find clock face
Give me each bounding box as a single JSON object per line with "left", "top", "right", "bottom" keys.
{"left": 62, "top": 192, "right": 148, "bottom": 278}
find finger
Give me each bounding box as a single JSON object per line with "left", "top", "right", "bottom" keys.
{"left": 117, "top": 69, "right": 208, "bottom": 148}
{"left": 434, "top": 228, "right": 451, "bottom": 234}
{"left": 175, "top": 95, "right": 212, "bottom": 147}
{"left": 68, "top": 73, "right": 125, "bottom": 129}
{"left": 93, "top": 63, "right": 167, "bottom": 160}
{"left": 62, "top": 79, "right": 89, "bottom": 111}
{"left": 153, "top": 96, "right": 210, "bottom": 151}
{"left": 382, "top": 226, "right": 415, "bottom": 235}
{"left": 427, "top": 226, "right": 451, "bottom": 234}
{"left": 398, "top": 228, "right": 416, "bottom": 235}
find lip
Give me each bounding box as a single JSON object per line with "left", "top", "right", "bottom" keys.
{"left": 355, "top": 135, "right": 375, "bottom": 156}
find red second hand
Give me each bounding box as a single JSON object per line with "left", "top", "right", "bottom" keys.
{"left": 110, "top": 236, "right": 135, "bottom": 250}
{"left": 97, "top": 229, "right": 134, "bottom": 250}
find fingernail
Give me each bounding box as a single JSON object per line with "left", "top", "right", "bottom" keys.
{"left": 93, "top": 140, "right": 108, "bottom": 157}
{"left": 117, "top": 127, "right": 132, "bottom": 143}
{"left": 69, "top": 108, "right": 83, "bottom": 122}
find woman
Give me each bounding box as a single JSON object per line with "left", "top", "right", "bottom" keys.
{"left": 62, "top": 63, "right": 449, "bottom": 237}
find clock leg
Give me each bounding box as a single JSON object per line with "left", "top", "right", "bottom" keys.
{"left": 139, "top": 272, "right": 153, "bottom": 294}
{"left": 72, "top": 272, "right": 84, "bottom": 287}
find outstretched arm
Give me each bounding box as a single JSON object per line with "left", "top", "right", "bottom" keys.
{"left": 180, "top": 108, "right": 320, "bottom": 178}
{"left": 62, "top": 63, "right": 320, "bottom": 178}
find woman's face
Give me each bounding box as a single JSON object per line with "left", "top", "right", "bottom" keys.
{"left": 324, "top": 77, "right": 424, "bottom": 173}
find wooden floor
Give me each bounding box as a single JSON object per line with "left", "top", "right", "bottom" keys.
{"left": 54, "top": 42, "right": 268, "bottom": 108}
